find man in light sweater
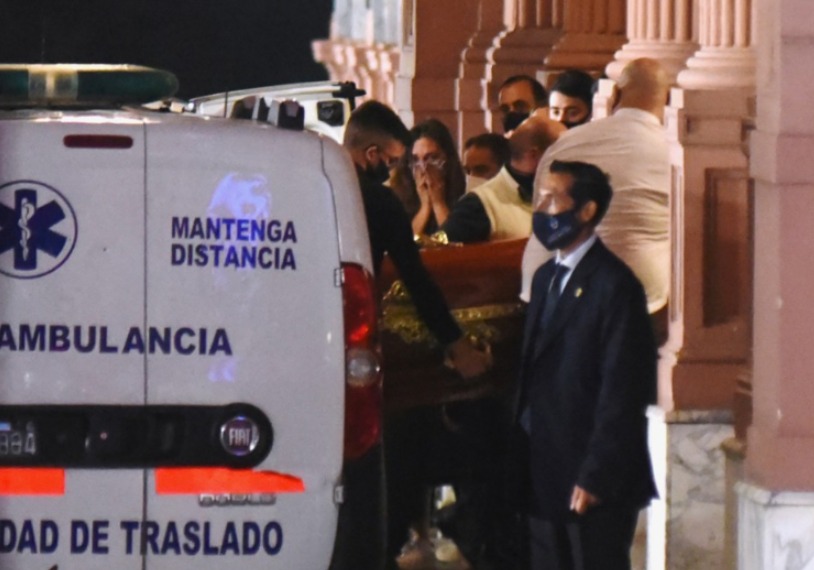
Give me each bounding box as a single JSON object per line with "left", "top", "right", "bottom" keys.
{"left": 521, "top": 58, "right": 672, "bottom": 319}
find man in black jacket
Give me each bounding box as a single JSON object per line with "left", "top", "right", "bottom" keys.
{"left": 517, "top": 160, "right": 657, "bottom": 570}
{"left": 343, "top": 100, "right": 493, "bottom": 567}
{"left": 343, "top": 100, "right": 490, "bottom": 373}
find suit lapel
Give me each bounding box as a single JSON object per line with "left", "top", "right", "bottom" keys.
{"left": 530, "top": 240, "right": 606, "bottom": 361}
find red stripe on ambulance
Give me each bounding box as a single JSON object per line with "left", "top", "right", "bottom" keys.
{"left": 0, "top": 468, "right": 65, "bottom": 495}
{"left": 155, "top": 468, "right": 305, "bottom": 494}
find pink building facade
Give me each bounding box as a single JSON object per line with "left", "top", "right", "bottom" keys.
{"left": 314, "top": 0, "right": 813, "bottom": 568}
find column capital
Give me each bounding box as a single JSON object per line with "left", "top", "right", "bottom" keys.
{"left": 676, "top": 0, "right": 756, "bottom": 89}
{"left": 606, "top": 41, "right": 698, "bottom": 84}
{"left": 677, "top": 48, "right": 756, "bottom": 90}
{"left": 545, "top": 32, "right": 627, "bottom": 71}
{"left": 488, "top": 27, "right": 563, "bottom": 70}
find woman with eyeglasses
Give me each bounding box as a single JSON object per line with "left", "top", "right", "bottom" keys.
{"left": 391, "top": 118, "right": 466, "bottom": 237}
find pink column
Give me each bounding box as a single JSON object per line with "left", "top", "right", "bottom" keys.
{"left": 394, "top": 0, "right": 479, "bottom": 131}
{"left": 361, "top": 45, "right": 388, "bottom": 103}
{"left": 659, "top": 88, "right": 754, "bottom": 413}
{"left": 312, "top": 35, "right": 360, "bottom": 85}
{"left": 312, "top": 1, "right": 401, "bottom": 106}
{"left": 312, "top": 39, "right": 342, "bottom": 82}
{"left": 677, "top": 0, "right": 755, "bottom": 89}
{"left": 485, "top": 0, "right": 562, "bottom": 131}
{"left": 487, "top": 0, "right": 562, "bottom": 86}
{"left": 637, "top": 84, "right": 756, "bottom": 569}
{"left": 353, "top": 44, "right": 376, "bottom": 102}
{"left": 605, "top": 0, "right": 698, "bottom": 83}
{"left": 456, "top": 0, "right": 506, "bottom": 144}
{"left": 598, "top": 1, "right": 756, "bottom": 565}
{"left": 543, "top": 0, "right": 627, "bottom": 72}
{"left": 746, "top": 0, "right": 814, "bottom": 491}
{"left": 731, "top": 2, "right": 814, "bottom": 566}
{"left": 378, "top": 47, "right": 401, "bottom": 108}
{"left": 656, "top": 0, "right": 757, "bottom": 417}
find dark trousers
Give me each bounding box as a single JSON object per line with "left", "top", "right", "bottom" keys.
{"left": 529, "top": 506, "right": 639, "bottom": 570}
{"left": 384, "top": 399, "right": 506, "bottom": 565}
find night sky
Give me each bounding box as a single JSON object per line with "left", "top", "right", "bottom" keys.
{"left": 0, "top": 0, "right": 334, "bottom": 98}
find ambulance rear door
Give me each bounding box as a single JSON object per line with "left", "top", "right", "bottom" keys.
{"left": 0, "top": 111, "right": 148, "bottom": 569}
{"left": 140, "top": 115, "right": 346, "bottom": 569}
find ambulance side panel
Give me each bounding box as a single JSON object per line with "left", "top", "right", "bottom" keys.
{"left": 0, "top": 114, "right": 146, "bottom": 569}
{"left": 141, "top": 115, "right": 346, "bottom": 569}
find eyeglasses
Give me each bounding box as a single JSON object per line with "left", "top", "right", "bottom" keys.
{"left": 410, "top": 157, "right": 446, "bottom": 171}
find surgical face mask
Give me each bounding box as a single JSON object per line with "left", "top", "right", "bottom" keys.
{"left": 502, "top": 111, "right": 529, "bottom": 133}
{"left": 465, "top": 175, "right": 488, "bottom": 192}
{"left": 532, "top": 208, "right": 583, "bottom": 251}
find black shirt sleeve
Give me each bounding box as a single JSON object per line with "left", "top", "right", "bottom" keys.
{"left": 440, "top": 193, "right": 491, "bottom": 243}
{"left": 361, "top": 179, "right": 462, "bottom": 346}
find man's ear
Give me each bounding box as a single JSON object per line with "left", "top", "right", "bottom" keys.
{"left": 364, "top": 144, "right": 378, "bottom": 165}
{"left": 579, "top": 200, "right": 598, "bottom": 225}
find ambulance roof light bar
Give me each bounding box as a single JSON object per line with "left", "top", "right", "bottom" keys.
{"left": 0, "top": 64, "right": 179, "bottom": 108}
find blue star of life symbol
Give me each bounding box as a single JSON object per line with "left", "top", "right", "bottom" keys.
{"left": 0, "top": 181, "right": 77, "bottom": 279}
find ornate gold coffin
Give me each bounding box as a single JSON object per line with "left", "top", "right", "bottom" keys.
{"left": 377, "top": 238, "right": 527, "bottom": 412}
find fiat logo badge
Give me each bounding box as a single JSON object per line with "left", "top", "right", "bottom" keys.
{"left": 219, "top": 416, "right": 260, "bottom": 457}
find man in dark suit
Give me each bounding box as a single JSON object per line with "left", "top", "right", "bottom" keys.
{"left": 517, "top": 159, "right": 658, "bottom": 570}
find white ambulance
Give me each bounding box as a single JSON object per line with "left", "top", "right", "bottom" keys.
{"left": 0, "top": 64, "right": 384, "bottom": 569}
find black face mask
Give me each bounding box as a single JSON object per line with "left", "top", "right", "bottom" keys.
{"left": 364, "top": 160, "right": 391, "bottom": 185}
{"left": 562, "top": 117, "right": 590, "bottom": 130}
{"left": 532, "top": 208, "right": 583, "bottom": 251}
{"left": 502, "top": 111, "right": 529, "bottom": 133}
{"left": 506, "top": 164, "right": 535, "bottom": 203}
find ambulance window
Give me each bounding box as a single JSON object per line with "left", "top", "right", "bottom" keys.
{"left": 317, "top": 100, "right": 344, "bottom": 127}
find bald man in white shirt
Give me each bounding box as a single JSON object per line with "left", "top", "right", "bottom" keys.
{"left": 521, "top": 58, "right": 671, "bottom": 321}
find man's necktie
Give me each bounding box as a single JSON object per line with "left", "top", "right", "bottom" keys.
{"left": 520, "top": 263, "right": 570, "bottom": 432}
{"left": 541, "top": 263, "right": 569, "bottom": 330}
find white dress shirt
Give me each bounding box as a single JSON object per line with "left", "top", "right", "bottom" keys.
{"left": 555, "top": 234, "right": 597, "bottom": 292}
{"left": 521, "top": 108, "right": 670, "bottom": 314}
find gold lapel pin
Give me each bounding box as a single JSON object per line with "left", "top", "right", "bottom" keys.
{"left": 575, "top": 287, "right": 583, "bottom": 298}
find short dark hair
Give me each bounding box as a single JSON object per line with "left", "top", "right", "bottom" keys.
{"left": 550, "top": 69, "right": 596, "bottom": 113}
{"left": 464, "top": 133, "right": 511, "bottom": 166}
{"left": 549, "top": 160, "right": 612, "bottom": 226}
{"left": 499, "top": 75, "right": 548, "bottom": 107}
{"left": 343, "top": 100, "right": 410, "bottom": 150}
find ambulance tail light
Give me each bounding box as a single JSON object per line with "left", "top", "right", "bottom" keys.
{"left": 341, "top": 263, "right": 382, "bottom": 461}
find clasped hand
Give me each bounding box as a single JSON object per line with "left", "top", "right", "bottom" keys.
{"left": 445, "top": 336, "right": 493, "bottom": 379}
{"left": 415, "top": 166, "right": 445, "bottom": 207}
